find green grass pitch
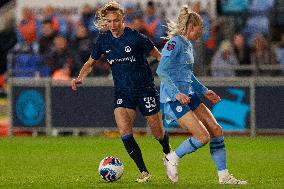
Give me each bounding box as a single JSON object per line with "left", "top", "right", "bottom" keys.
{"left": 0, "top": 136, "right": 283, "bottom": 188}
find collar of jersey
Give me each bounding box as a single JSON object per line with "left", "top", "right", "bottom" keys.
{"left": 109, "top": 27, "right": 129, "bottom": 40}
{"left": 176, "top": 35, "right": 192, "bottom": 50}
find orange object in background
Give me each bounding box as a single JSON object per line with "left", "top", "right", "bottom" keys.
{"left": 52, "top": 68, "right": 71, "bottom": 81}
{"left": 0, "top": 118, "right": 9, "bottom": 136}
{"left": 0, "top": 119, "right": 32, "bottom": 137}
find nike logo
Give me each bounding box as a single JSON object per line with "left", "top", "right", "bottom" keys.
{"left": 149, "top": 108, "right": 155, "bottom": 112}
{"left": 106, "top": 50, "right": 111, "bottom": 53}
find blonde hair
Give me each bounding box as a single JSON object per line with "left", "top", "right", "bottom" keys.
{"left": 95, "top": 1, "right": 124, "bottom": 30}
{"left": 167, "top": 5, "right": 203, "bottom": 38}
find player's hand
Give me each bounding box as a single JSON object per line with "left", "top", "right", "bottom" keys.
{"left": 205, "top": 90, "right": 221, "bottom": 104}
{"left": 71, "top": 78, "right": 82, "bottom": 91}
{"left": 176, "top": 93, "right": 190, "bottom": 105}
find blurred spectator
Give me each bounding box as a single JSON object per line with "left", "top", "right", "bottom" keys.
{"left": 39, "top": 19, "right": 56, "bottom": 56}
{"left": 43, "top": 5, "right": 68, "bottom": 37}
{"left": 191, "top": 1, "right": 210, "bottom": 42}
{"left": 248, "top": 0, "right": 275, "bottom": 14}
{"left": 52, "top": 64, "right": 71, "bottom": 81}
{"left": 0, "top": 24, "right": 16, "bottom": 74}
{"left": 204, "top": 22, "right": 224, "bottom": 74}
{"left": 211, "top": 40, "right": 239, "bottom": 77}
{"left": 271, "top": 0, "right": 284, "bottom": 41}
{"left": 242, "top": 0, "right": 275, "bottom": 45}
{"left": 7, "top": 42, "right": 41, "bottom": 78}
{"left": 191, "top": 1, "right": 212, "bottom": 76}
{"left": 124, "top": 3, "right": 137, "bottom": 27}
{"left": 72, "top": 24, "right": 92, "bottom": 65}
{"left": 233, "top": 33, "right": 251, "bottom": 76}
{"left": 47, "top": 35, "right": 80, "bottom": 77}
{"left": 143, "top": 1, "right": 165, "bottom": 49}
{"left": 131, "top": 14, "right": 149, "bottom": 36}
{"left": 17, "top": 7, "right": 41, "bottom": 44}
{"left": 76, "top": 4, "right": 98, "bottom": 40}
{"left": 250, "top": 33, "right": 276, "bottom": 76}
{"left": 273, "top": 32, "right": 284, "bottom": 75}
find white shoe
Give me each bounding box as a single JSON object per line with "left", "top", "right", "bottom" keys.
{"left": 219, "top": 172, "right": 247, "bottom": 185}
{"left": 164, "top": 155, "right": 178, "bottom": 182}
{"left": 136, "top": 171, "right": 151, "bottom": 183}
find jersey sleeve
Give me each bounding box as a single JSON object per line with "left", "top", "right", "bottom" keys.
{"left": 156, "top": 37, "right": 183, "bottom": 100}
{"left": 191, "top": 74, "right": 208, "bottom": 96}
{"left": 161, "top": 37, "right": 180, "bottom": 58}
{"left": 156, "top": 56, "right": 180, "bottom": 100}
{"left": 137, "top": 32, "right": 155, "bottom": 55}
{"left": 90, "top": 35, "right": 103, "bottom": 60}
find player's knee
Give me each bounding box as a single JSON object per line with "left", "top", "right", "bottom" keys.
{"left": 211, "top": 124, "right": 223, "bottom": 137}
{"left": 197, "top": 132, "right": 210, "bottom": 144}
{"left": 202, "top": 133, "right": 210, "bottom": 144}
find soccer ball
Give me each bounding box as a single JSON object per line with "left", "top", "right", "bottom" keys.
{"left": 98, "top": 156, "right": 124, "bottom": 182}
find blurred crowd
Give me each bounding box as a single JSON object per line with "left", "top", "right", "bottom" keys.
{"left": 1, "top": 0, "right": 284, "bottom": 87}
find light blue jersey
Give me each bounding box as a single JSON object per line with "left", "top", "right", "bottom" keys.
{"left": 157, "top": 36, "right": 229, "bottom": 174}
{"left": 157, "top": 35, "right": 208, "bottom": 103}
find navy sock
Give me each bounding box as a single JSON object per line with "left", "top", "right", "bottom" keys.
{"left": 158, "top": 131, "right": 171, "bottom": 154}
{"left": 122, "top": 134, "right": 148, "bottom": 173}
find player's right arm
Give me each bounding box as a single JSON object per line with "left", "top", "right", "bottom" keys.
{"left": 71, "top": 57, "right": 96, "bottom": 91}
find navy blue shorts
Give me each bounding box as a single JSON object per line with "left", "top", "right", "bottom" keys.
{"left": 160, "top": 93, "right": 201, "bottom": 124}
{"left": 114, "top": 88, "right": 160, "bottom": 116}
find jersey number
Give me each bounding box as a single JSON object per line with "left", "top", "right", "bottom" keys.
{"left": 144, "top": 97, "right": 156, "bottom": 109}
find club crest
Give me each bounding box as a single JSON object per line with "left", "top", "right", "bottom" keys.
{"left": 167, "top": 41, "right": 176, "bottom": 51}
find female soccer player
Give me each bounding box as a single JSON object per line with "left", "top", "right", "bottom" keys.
{"left": 71, "top": 1, "right": 170, "bottom": 182}
{"left": 156, "top": 6, "right": 247, "bottom": 184}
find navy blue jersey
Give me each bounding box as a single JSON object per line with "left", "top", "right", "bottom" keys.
{"left": 91, "top": 27, "right": 155, "bottom": 93}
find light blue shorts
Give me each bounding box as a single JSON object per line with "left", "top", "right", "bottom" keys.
{"left": 160, "top": 93, "right": 201, "bottom": 124}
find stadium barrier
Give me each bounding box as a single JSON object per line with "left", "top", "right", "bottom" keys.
{"left": 8, "top": 77, "right": 284, "bottom": 136}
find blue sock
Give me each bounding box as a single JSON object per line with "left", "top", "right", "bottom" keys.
{"left": 210, "top": 136, "right": 227, "bottom": 171}
{"left": 175, "top": 137, "right": 204, "bottom": 158}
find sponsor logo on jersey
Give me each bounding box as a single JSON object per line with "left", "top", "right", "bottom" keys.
{"left": 107, "top": 56, "right": 136, "bottom": 65}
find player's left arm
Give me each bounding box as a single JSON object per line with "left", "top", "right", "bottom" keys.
{"left": 191, "top": 74, "right": 221, "bottom": 104}
{"left": 149, "top": 47, "right": 161, "bottom": 62}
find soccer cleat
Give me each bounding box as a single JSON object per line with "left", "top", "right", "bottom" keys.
{"left": 164, "top": 156, "right": 178, "bottom": 182}
{"left": 219, "top": 173, "right": 247, "bottom": 185}
{"left": 136, "top": 171, "right": 151, "bottom": 183}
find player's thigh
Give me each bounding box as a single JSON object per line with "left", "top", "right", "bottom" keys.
{"left": 145, "top": 112, "right": 164, "bottom": 139}
{"left": 193, "top": 103, "right": 223, "bottom": 137}
{"left": 177, "top": 111, "right": 210, "bottom": 144}
{"left": 114, "top": 107, "right": 137, "bottom": 136}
